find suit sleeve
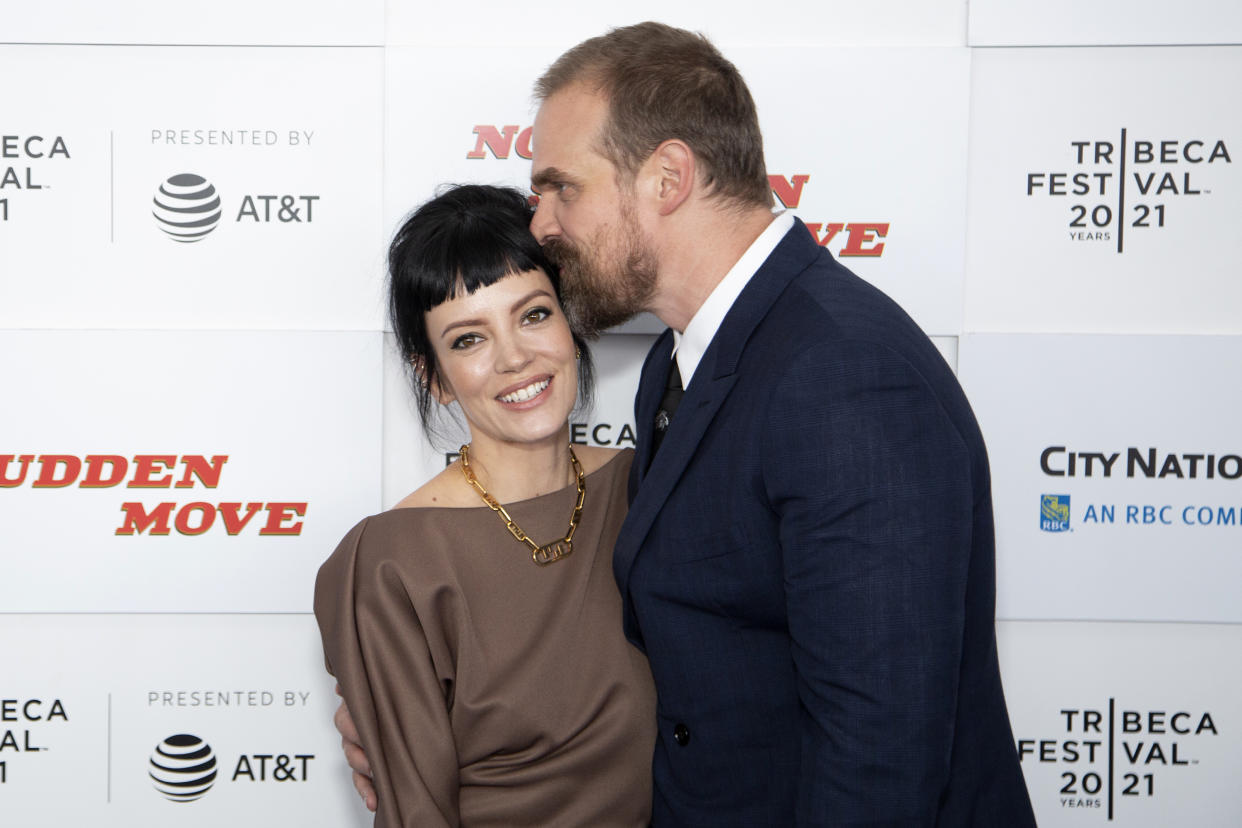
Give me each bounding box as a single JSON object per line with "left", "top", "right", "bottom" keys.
{"left": 314, "top": 519, "right": 461, "bottom": 828}
{"left": 762, "top": 340, "right": 973, "bottom": 825}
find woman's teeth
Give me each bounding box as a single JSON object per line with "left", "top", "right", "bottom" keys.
{"left": 499, "top": 379, "right": 550, "bottom": 403}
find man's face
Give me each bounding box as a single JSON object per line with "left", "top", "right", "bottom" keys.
{"left": 530, "top": 84, "right": 657, "bottom": 337}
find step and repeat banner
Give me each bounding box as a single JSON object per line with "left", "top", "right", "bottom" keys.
{"left": 2, "top": 1, "right": 1239, "bottom": 825}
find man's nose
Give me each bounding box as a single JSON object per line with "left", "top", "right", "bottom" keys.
{"left": 530, "top": 196, "right": 558, "bottom": 245}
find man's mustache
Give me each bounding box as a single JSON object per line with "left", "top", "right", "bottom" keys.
{"left": 541, "top": 237, "right": 577, "bottom": 268}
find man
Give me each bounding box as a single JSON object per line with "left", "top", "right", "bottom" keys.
{"left": 342, "top": 21, "right": 1034, "bottom": 825}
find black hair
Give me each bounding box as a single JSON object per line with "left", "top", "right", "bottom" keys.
{"left": 388, "top": 184, "right": 595, "bottom": 439}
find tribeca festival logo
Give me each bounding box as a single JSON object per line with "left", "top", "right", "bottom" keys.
{"left": 0, "top": 453, "right": 307, "bottom": 537}
{"left": 464, "top": 126, "right": 890, "bottom": 257}
{"left": 1040, "top": 494, "right": 1071, "bottom": 532}
{"left": 153, "top": 174, "right": 223, "bottom": 242}
{"left": 1038, "top": 445, "right": 1242, "bottom": 529}
{"left": 1025, "top": 130, "right": 1232, "bottom": 252}
{"left": 1, "top": 134, "right": 71, "bottom": 224}
{"left": 150, "top": 733, "right": 218, "bottom": 802}
{"left": 1, "top": 698, "right": 70, "bottom": 788}
{"left": 1017, "top": 700, "right": 1218, "bottom": 818}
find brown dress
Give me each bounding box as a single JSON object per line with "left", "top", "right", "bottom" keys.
{"left": 314, "top": 449, "right": 655, "bottom": 827}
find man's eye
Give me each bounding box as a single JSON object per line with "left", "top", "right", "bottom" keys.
{"left": 451, "top": 333, "right": 482, "bottom": 350}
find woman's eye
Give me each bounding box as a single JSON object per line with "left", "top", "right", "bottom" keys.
{"left": 451, "top": 333, "right": 482, "bottom": 350}
{"left": 522, "top": 307, "right": 552, "bottom": 325}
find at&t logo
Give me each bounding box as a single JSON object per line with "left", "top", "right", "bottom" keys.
{"left": 152, "top": 174, "right": 223, "bottom": 243}
{"left": 151, "top": 172, "right": 319, "bottom": 242}
{"left": 149, "top": 733, "right": 218, "bottom": 802}
{"left": 148, "top": 730, "right": 316, "bottom": 803}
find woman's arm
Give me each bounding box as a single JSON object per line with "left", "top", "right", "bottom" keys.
{"left": 315, "top": 518, "right": 460, "bottom": 828}
{"left": 334, "top": 685, "right": 376, "bottom": 812}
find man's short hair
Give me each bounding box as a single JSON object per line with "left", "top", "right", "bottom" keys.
{"left": 535, "top": 21, "right": 773, "bottom": 209}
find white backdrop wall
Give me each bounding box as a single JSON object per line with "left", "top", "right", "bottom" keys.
{"left": 1, "top": 2, "right": 1238, "bottom": 825}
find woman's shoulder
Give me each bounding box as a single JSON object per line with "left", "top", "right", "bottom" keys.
{"left": 574, "top": 445, "right": 633, "bottom": 477}
{"left": 391, "top": 462, "right": 478, "bottom": 511}
{"left": 388, "top": 446, "right": 632, "bottom": 508}
{"left": 325, "top": 472, "right": 472, "bottom": 568}
{"left": 317, "top": 502, "right": 459, "bottom": 600}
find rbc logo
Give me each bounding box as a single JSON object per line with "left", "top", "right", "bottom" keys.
{"left": 1040, "top": 494, "right": 1071, "bottom": 532}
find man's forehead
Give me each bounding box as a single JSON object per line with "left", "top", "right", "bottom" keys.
{"left": 530, "top": 93, "right": 609, "bottom": 183}
{"left": 537, "top": 81, "right": 605, "bottom": 118}
{"left": 533, "top": 85, "right": 607, "bottom": 147}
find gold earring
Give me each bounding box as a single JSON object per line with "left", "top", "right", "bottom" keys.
{"left": 575, "top": 347, "right": 582, "bottom": 360}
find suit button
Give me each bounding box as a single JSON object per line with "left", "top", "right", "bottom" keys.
{"left": 673, "top": 723, "right": 690, "bottom": 746}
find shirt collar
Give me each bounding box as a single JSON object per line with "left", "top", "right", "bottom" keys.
{"left": 672, "top": 211, "right": 795, "bottom": 387}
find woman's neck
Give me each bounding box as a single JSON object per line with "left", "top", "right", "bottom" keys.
{"left": 461, "top": 430, "right": 573, "bottom": 504}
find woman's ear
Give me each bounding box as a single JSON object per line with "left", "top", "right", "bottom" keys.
{"left": 414, "top": 357, "right": 455, "bottom": 405}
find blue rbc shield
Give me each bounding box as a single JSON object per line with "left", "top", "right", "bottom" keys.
{"left": 1040, "top": 494, "right": 1071, "bottom": 532}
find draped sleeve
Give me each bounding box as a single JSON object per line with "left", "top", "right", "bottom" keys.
{"left": 314, "top": 517, "right": 461, "bottom": 828}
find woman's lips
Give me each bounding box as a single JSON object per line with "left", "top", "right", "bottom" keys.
{"left": 497, "top": 376, "right": 551, "bottom": 404}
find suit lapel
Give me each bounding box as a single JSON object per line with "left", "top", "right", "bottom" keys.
{"left": 630, "top": 331, "right": 674, "bottom": 494}
{"left": 614, "top": 220, "right": 823, "bottom": 592}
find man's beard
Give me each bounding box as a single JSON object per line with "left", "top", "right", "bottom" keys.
{"left": 543, "top": 216, "right": 658, "bottom": 338}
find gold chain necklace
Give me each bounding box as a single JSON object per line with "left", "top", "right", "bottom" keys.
{"left": 458, "top": 443, "right": 585, "bottom": 566}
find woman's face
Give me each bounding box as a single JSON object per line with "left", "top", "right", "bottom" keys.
{"left": 425, "top": 268, "right": 578, "bottom": 454}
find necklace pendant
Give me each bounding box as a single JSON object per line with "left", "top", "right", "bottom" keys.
{"left": 532, "top": 539, "right": 573, "bottom": 566}
{"left": 460, "top": 443, "right": 585, "bottom": 568}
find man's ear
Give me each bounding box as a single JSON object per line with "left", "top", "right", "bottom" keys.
{"left": 413, "top": 357, "right": 455, "bottom": 405}
{"left": 644, "top": 139, "right": 695, "bottom": 217}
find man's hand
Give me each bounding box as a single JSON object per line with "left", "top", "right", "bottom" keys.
{"left": 334, "top": 684, "right": 377, "bottom": 812}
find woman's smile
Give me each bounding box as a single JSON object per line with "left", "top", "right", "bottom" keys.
{"left": 498, "top": 376, "right": 552, "bottom": 405}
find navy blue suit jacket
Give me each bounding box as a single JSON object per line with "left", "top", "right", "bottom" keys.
{"left": 616, "top": 220, "right": 1035, "bottom": 826}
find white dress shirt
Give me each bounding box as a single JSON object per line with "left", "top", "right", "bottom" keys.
{"left": 672, "top": 211, "right": 795, "bottom": 388}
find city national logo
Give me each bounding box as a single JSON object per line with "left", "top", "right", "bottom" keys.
{"left": 153, "top": 174, "right": 223, "bottom": 243}
{"left": 149, "top": 733, "right": 218, "bottom": 802}
{"left": 1041, "top": 494, "right": 1071, "bottom": 532}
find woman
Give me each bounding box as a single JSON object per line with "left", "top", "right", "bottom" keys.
{"left": 314, "top": 185, "right": 655, "bottom": 827}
